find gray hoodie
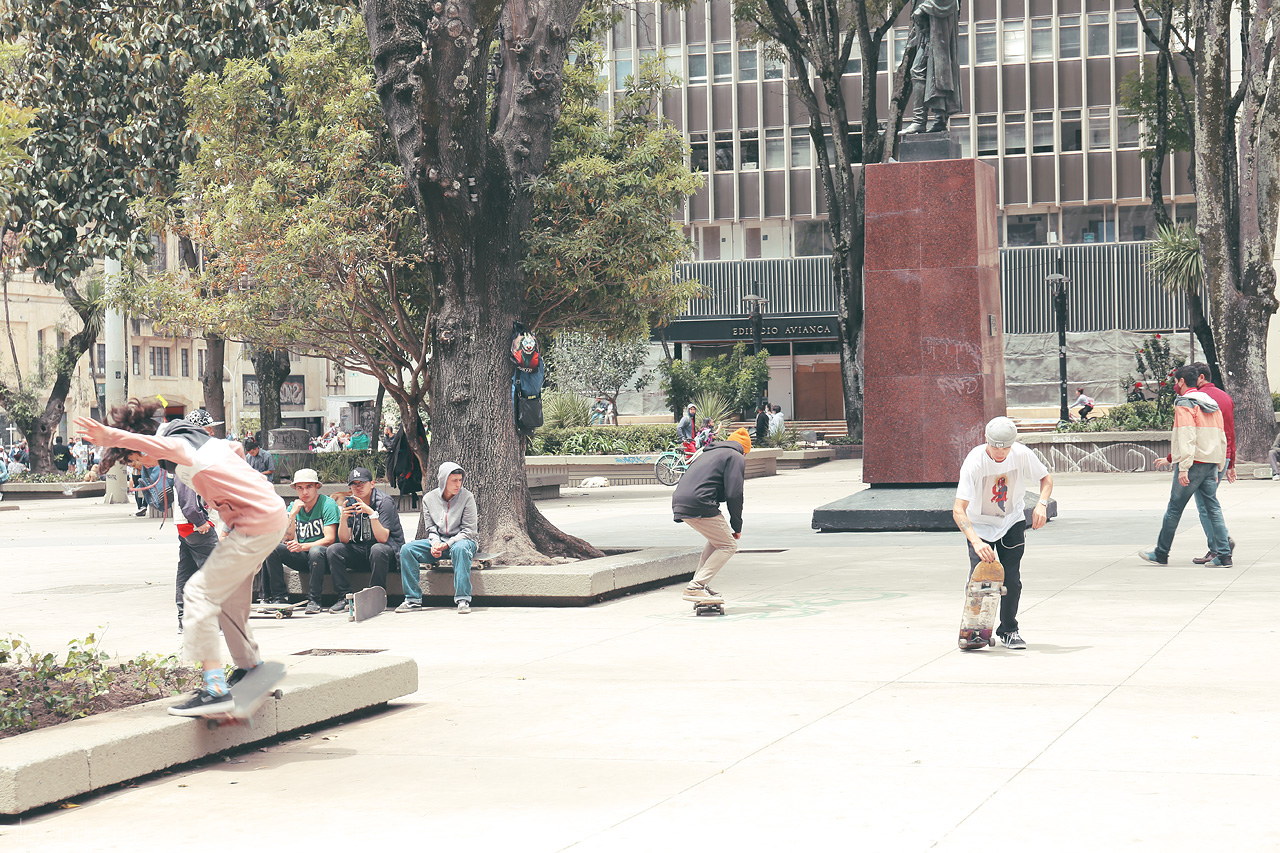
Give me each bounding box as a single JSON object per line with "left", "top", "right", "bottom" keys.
{"left": 415, "top": 462, "right": 478, "bottom": 545}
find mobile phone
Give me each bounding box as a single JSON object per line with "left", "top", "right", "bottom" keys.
{"left": 345, "top": 497, "right": 356, "bottom": 507}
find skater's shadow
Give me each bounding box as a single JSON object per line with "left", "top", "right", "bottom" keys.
{"left": 1028, "top": 643, "right": 1092, "bottom": 655}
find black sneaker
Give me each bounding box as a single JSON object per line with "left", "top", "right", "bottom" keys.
{"left": 135, "top": 508, "right": 148, "bottom": 517}
{"left": 1138, "top": 549, "right": 1168, "bottom": 565}
{"left": 998, "top": 630, "right": 1027, "bottom": 650}
{"left": 167, "top": 689, "right": 234, "bottom": 717}
{"left": 305, "top": 601, "right": 322, "bottom": 614}
{"left": 329, "top": 598, "right": 350, "bottom": 614}
{"left": 228, "top": 667, "right": 249, "bottom": 687}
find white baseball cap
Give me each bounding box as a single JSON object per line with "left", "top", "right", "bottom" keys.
{"left": 984, "top": 417, "right": 1018, "bottom": 448}
{"left": 291, "top": 468, "right": 322, "bottom": 485}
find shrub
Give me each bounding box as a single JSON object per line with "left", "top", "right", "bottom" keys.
{"left": 527, "top": 424, "right": 680, "bottom": 456}
{"left": 273, "top": 450, "right": 388, "bottom": 484}
{"left": 1273, "top": 392, "right": 1280, "bottom": 412}
{"left": 690, "top": 390, "right": 732, "bottom": 439}
{"left": 542, "top": 390, "right": 591, "bottom": 429}
{"left": 5, "top": 471, "right": 90, "bottom": 483}
{"left": 1056, "top": 400, "right": 1171, "bottom": 433}
{"left": 659, "top": 343, "right": 770, "bottom": 417}
{"left": 825, "top": 434, "right": 862, "bottom": 445}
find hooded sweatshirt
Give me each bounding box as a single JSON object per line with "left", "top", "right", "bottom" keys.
{"left": 1171, "top": 389, "right": 1227, "bottom": 471}
{"left": 96, "top": 420, "right": 286, "bottom": 537}
{"left": 671, "top": 440, "right": 747, "bottom": 533}
{"left": 416, "top": 462, "right": 478, "bottom": 545}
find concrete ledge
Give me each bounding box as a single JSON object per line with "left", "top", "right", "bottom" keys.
{"left": 0, "top": 482, "right": 105, "bottom": 500}
{"left": 813, "top": 488, "right": 1056, "bottom": 532}
{"left": 0, "top": 654, "right": 417, "bottom": 815}
{"left": 777, "top": 448, "right": 834, "bottom": 469}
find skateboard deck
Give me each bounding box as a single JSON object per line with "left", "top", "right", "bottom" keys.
{"left": 959, "top": 559, "right": 1005, "bottom": 650}
{"left": 201, "top": 661, "right": 286, "bottom": 728}
{"left": 347, "top": 586, "right": 387, "bottom": 622}
{"left": 252, "top": 602, "right": 305, "bottom": 619}
{"left": 693, "top": 601, "right": 724, "bottom": 616}
{"left": 432, "top": 551, "right": 502, "bottom": 570}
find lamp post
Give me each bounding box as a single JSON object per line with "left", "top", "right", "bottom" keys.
{"left": 1045, "top": 272, "right": 1070, "bottom": 423}
{"left": 743, "top": 292, "right": 769, "bottom": 409}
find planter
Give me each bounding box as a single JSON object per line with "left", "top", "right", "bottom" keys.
{"left": 0, "top": 481, "right": 105, "bottom": 500}
{"left": 777, "top": 448, "right": 834, "bottom": 469}
{"left": 1019, "top": 430, "right": 1171, "bottom": 473}
{"left": 831, "top": 444, "right": 862, "bottom": 460}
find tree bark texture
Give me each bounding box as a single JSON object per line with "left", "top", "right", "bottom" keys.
{"left": 25, "top": 290, "right": 99, "bottom": 473}
{"left": 1191, "top": 0, "right": 1279, "bottom": 461}
{"left": 250, "top": 347, "right": 291, "bottom": 440}
{"left": 201, "top": 334, "right": 228, "bottom": 438}
{"left": 363, "top": 0, "right": 602, "bottom": 562}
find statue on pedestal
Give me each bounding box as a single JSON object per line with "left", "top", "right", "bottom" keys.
{"left": 902, "top": 0, "right": 963, "bottom": 134}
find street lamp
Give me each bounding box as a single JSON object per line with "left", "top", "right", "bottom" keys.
{"left": 1045, "top": 272, "right": 1070, "bottom": 423}
{"left": 743, "top": 292, "right": 769, "bottom": 410}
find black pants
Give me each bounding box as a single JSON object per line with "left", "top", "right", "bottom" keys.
{"left": 175, "top": 528, "right": 219, "bottom": 613}
{"left": 1077, "top": 405, "right": 1093, "bottom": 421}
{"left": 327, "top": 541, "right": 400, "bottom": 592}
{"left": 263, "top": 543, "right": 331, "bottom": 602}
{"left": 966, "top": 520, "right": 1026, "bottom": 636}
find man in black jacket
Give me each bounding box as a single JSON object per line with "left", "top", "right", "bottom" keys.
{"left": 754, "top": 402, "right": 771, "bottom": 442}
{"left": 671, "top": 427, "right": 752, "bottom": 605}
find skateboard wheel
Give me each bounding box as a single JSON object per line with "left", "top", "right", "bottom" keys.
{"left": 274, "top": 611, "right": 285, "bottom": 619}
{"left": 1000, "top": 585, "right": 1007, "bottom": 595}
{"left": 988, "top": 637, "right": 996, "bottom": 646}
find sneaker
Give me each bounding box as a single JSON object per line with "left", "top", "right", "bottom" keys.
{"left": 395, "top": 599, "right": 422, "bottom": 613}
{"left": 456, "top": 600, "right": 471, "bottom": 614}
{"left": 305, "top": 601, "right": 322, "bottom": 615}
{"left": 1209, "top": 555, "right": 1233, "bottom": 567}
{"left": 167, "top": 688, "right": 234, "bottom": 717}
{"left": 270, "top": 597, "right": 290, "bottom": 605}
{"left": 177, "top": 616, "right": 183, "bottom": 635}
{"left": 135, "top": 508, "right": 148, "bottom": 517}
{"left": 998, "top": 630, "right": 1027, "bottom": 650}
{"left": 227, "top": 667, "right": 249, "bottom": 688}
{"left": 1137, "top": 549, "right": 1168, "bottom": 565}
{"left": 329, "top": 598, "right": 350, "bottom": 614}
{"left": 681, "top": 584, "right": 724, "bottom": 604}
{"left": 1191, "top": 551, "right": 1216, "bottom": 565}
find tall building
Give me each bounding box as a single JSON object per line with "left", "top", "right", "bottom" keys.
{"left": 606, "top": 0, "right": 1206, "bottom": 417}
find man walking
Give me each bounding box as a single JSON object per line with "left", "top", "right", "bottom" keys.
{"left": 672, "top": 427, "right": 752, "bottom": 605}
{"left": 1140, "top": 366, "right": 1231, "bottom": 567}
{"left": 395, "top": 462, "right": 479, "bottom": 614}
{"left": 952, "top": 416, "right": 1053, "bottom": 650}
{"left": 1186, "top": 364, "right": 1236, "bottom": 564}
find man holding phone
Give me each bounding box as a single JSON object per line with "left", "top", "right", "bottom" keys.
{"left": 326, "top": 467, "right": 405, "bottom": 603}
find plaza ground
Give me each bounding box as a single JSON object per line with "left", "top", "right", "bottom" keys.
{"left": 1, "top": 459, "right": 1278, "bottom": 851}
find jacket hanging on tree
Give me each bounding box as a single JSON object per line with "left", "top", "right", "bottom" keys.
{"left": 510, "top": 322, "right": 544, "bottom": 433}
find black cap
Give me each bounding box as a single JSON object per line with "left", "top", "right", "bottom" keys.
{"left": 348, "top": 467, "right": 373, "bottom": 484}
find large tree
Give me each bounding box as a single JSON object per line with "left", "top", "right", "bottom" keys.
{"left": 734, "top": 0, "right": 917, "bottom": 439}
{"left": 361, "top": 1, "right": 696, "bottom": 561}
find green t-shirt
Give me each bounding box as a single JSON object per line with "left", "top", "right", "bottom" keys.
{"left": 291, "top": 494, "right": 339, "bottom": 544}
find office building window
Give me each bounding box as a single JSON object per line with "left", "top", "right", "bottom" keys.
{"left": 664, "top": 50, "right": 682, "bottom": 81}
{"left": 739, "top": 47, "right": 758, "bottom": 81}
{"left": 1005, "top": 115, "right": 1026, "bottom": 154}
{"left": 844, "top": 42, "right": 861, "bottom": 75}
{"left": 96, "top": 343, "right": 106, "bottom": 375}
{"left": 790, "top": 128, "right": 811, "bottom": 167}
{"left": 764, "top": 128, "right": 786, "bottom": 169}
{"left": 794, "top": 220, "right": 832, "bottom": 256}
{"left": 131, "top": 345, "right": 141, "bottom": 376}
{"left": 1030, "top": 18, "right": 1053, "bottom": 60}
{"left": 197, "top": 349, "right": 206, "bottom": 379}
{"left": 614, "top": 50, "right": 632, "bottom": 89}
{"left": 1117, "top": 110, "right": 1140, "bottom": 148}
{"left": 1087, "top": 14, "right": 1110, "bottom": 57}
{"left": 148, "top": 232, "right": 167, "bottom": 274}
{"left": 893, "top": 28, "right": 908, "bottom": 65}
{"left": 952, "top": 117, "right": 972, "bottom": 157}
{"left": 150, "top": 346, "right": 171, "bottom": 377}
{"left": 740, "top": 130, "right": 759, "bottom": 170}
{"left": 975, "top": 22, "right": 997, "bottom": 64}
{"left": 1088, "top": 107, "right": 1110, "bottom": 149}
{"left": 688, "top": 51, "right": 707, "bottom": 83}
{"left": 957, "top": 24, "right": 968, "bottom": 66}
{"left": 1060, "top": 110, "right": 1083, "bottom": 151}
{"left": 714, "top": 131, "right": 734, "bottom": 170}
{"left": 712, "top": 43, "right": 732, "bottom": 82}
{"left": 1032, "top": 112, "right": 1055, "bottom": 153}
{"left": 1115, "top": 10, "right": 1140, "bottom": 53}
{"left": 181, "top": 348, "right": 190, "bottom": 377}
{"left": 1002, "top": 22, "right": 1025, "bottom": 63}
{"left": 1059, "top": 16, "right": 1081, "bottom": 59}
{"left": 690, "top": 132, "right": 709, "bottom": 172}
{"left": 976, "top": 114, "right": 999, "bottom": 156}
{"left": 763, "top": 55, "right": 784, "bottom": 80}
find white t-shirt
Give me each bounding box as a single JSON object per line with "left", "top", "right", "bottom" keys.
{"left": 955, "top": 443, "right": 1049, "bottom": 541}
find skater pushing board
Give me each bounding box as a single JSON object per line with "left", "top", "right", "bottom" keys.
{"left": 958, "top": 560, "right": 1004, "bottom": 649}
{"left": 189, "top": 661, "right": 286, "bottom": 727}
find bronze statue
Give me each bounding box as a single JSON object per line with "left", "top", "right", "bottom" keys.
{"left": 902, "top": 0, "right": 963, "bottom": 134}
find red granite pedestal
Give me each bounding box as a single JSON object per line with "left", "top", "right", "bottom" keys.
{"left": 813, "top": 158, "right": 1023, "bottom": 532}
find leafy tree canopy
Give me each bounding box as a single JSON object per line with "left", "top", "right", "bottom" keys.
{"left": 660, "top": 343, "right": 771, "bottom": 417}
{"left": 549, "top": 331, "right": 653, "bottom": 404}
{"left": 1118, "top": 60, "right": 1191, "bottom": 156}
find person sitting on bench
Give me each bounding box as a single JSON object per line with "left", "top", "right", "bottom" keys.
{"left": 263, "top": 468, "right": 339, "bottom": 612}
{"left": 326, "top": 466, "right": 405, "bottom": 599}
{"left": 395, "top": 462, "right": 478, "bottom": 614}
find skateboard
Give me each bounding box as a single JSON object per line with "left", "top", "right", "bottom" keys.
{"left": 693, "top": 601, "right": 724, "bottom": 616}
{"left": 252, "top": 602, "right": 305, "bottom": 619}
{"left": 433, "top": 551, "right": 502, "bottom": 570}
{"left": 347, "top": 586, "right": 387, "bottom": 622}
{"left": 201, "top": 661, "right": 287, "bottom": 729}
{"left": 958, "top": 559, "right": 1006, "bottom": 650}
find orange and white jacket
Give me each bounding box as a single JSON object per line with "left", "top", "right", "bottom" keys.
{"left": 1171, "top": 390, "right": 1227, "bottom": 471}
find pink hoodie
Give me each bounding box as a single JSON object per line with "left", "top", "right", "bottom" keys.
{"left": 100, "top": 426, "right": 286, "bottom": 537}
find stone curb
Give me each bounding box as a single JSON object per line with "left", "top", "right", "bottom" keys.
{"left": 0, "top": 654, "right": 417, "bottom": 815}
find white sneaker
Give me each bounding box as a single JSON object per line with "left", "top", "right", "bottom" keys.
{"left": 681, "top": 584, "right": 724, "bottom": 604}
{"left": 456, "top": 600, "right": 471, "bottom": 614}
{"left": 395, "top": 599, "right": 422, "bottom": 613}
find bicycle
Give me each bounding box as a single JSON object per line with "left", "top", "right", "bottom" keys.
{"left": 653, "top": 441, "right": 703, "bottom": 486}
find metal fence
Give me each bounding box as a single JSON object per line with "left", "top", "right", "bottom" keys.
{"left": 674, "top": 242, "right": 1191, "bottom": 334}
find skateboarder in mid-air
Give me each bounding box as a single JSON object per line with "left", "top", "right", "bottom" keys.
{"left": 672, "top": 427, "right": 752, "bottom": 606}
{"left": 952, "top": 417, "right": 1053, "bottom": 650}
{"left": 78, "top": 399, "right": 288, "bottom": 716}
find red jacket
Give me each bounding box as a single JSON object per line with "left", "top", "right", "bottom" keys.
{"left": 1197, "top": 381, "right": 1236, "bottom": 467}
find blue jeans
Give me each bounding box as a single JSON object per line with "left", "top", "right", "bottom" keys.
{"left": 1156, "top": 462, "right": 1230, "bottom": 558}
{"left": 399, "top": 538, "right": 477, "bottom": 603}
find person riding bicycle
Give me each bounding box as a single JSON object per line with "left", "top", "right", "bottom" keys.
{"left": 695, "top": 419, "right": 717, "bottom": 451}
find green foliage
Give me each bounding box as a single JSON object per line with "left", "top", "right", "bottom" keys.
{"left": 0, "top": 100, "right": 35, "bottom": 171}
{"left": 1118, "top": 60, "right": 1192, "bottom": 156}
{"left": 755, "top": 422, "right": 799, "bottom": 449}
{"left": 1148, "top": 224, "right": 1202, "bottom": 294}
{"left": 825, "top": 434, "right": 862, "bottom": 445}
{"left": 542, "top": 391, "right": 591, "bottom": 429}
{"left": 1273, "top": 392, "right": 1280, "bottom": 412}
{"left": 689, "top": 390, "right": 733, "bottom": 439}
{"left": 522, "top": 18, "right": 702, "bottom": 338}
{"left": 274, "top": 449, "right": 388, "bottom": 485}
{"left": 527, "top": 424, "right": 680, "bottom": 456}
{"left": 0, "top": 632, "right": 196, "bottom": 734}
{"left": 5, "top": 471, "right": 90, "bottom": 483}
{"left": 660, "top": 344, "right": 772, "bottom": 417}
{"left": 1122, "top": 333, "right": 1184, "bottom": 421}
{"left": 1056, "top": 400, "right": 1173, "bottom": 433}
{"left": 550, "top": 332, "right": 654, "bottom": 405}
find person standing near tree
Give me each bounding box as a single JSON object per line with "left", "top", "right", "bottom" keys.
{"left": 677, "top": 403, "right": 697, "bottom": 444}
{"left": 754, "top": 402, "right": 771, "bottom": 442}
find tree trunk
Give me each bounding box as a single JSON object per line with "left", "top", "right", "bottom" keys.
{"left": 1185, "top": 291, "right": 1220, "bottom": 385}
{"left": 372, "top": 382, "right": 386, "bottom": 446}
{"left": 250, "top": 347, "right": 291, "bottom": 440}
{"left": 201, "top": 334, "right": 227, "bottom": 438}
{"left": 29, "top": 303, "right": 99, "bottom": 473}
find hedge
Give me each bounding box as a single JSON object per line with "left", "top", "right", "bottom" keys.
{"left": 527, "top": 424, "right": 681, "bottom": 456}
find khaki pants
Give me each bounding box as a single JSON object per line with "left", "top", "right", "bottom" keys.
{"left": 182, "top": 529, "right": 282, "bottom": 669}
{"left": 681, "top": 514, "right": 738, "bottom": 586}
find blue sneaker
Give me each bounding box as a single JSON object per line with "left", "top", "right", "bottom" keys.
{"left": 1138, "top": 549, "right": 1168, "bottom": 565}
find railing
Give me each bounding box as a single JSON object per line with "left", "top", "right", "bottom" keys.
{"left": 673, "top": 242, "right": 1192, "bottom": 334}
